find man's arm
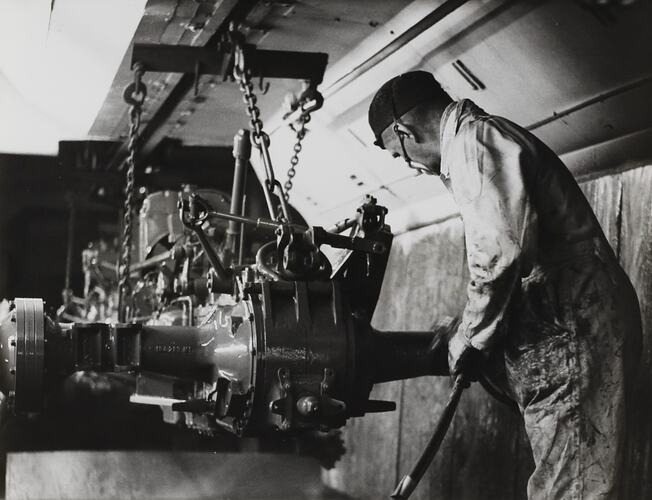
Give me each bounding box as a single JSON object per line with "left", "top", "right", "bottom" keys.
{"left": 448, "top": 117, "right": 536, "bottom": 374}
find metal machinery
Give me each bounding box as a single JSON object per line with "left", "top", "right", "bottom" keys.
{"left": 0, "top": 186, "right": 452, "bottom": 436}
{"left": 0, "top": 29, "right": 452, "bottom": 439}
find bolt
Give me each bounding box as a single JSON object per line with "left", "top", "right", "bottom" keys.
{"left": 296, "top": 396, "right": 320, "bottom": 417}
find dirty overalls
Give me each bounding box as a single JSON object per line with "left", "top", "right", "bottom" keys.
{"left": 440, "top": 99, "right": 642, "bottom": 500}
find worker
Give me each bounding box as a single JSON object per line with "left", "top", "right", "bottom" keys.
{"left": 368, "top": 71, "right": 642, "bottom": 499}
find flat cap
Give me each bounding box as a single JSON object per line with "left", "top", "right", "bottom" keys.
{"left": 368, "top": 71, "right": 443, "bottom": 148}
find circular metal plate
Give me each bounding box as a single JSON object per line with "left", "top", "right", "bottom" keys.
{"left": 14, "top": 298, "right": 45, "bottom": 412}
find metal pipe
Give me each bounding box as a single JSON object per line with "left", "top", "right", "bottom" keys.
{"left": 140, "top": 325, "right": 217, "bottom": 382}
{"left": 526, "top": 74, "right": 652, "bottom": 131}
{"left": 323, "top": 0, "right": 471, "bottom": 98}
{"left": 226, "top": 129, "right": 251, "bottom": 257}
{"left": 371, "top": 329, "right": 449, "bottom": 383}
{"left": 129, "top": 250, "right": 173, "bottom": 275}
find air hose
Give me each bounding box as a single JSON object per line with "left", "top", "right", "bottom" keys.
{"left": 391, "top": 374, "right": 468, "bottom": 499}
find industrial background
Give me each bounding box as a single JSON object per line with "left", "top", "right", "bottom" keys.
{"left": 0, "top": 0, "right": 651, "bottom": 499}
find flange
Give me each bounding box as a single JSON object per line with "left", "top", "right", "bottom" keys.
{"left": 12, "top": 298, "right": 45, "bottom": 412}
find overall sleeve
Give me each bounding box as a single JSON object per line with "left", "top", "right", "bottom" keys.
{"left": 449, "top": 118, "right": 535, "bottom": 354}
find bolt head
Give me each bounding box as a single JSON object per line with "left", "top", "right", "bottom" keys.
{"left": 296, "top": 396, "right": 320, "bottom": 417}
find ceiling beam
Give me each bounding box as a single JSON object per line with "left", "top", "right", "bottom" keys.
{"left": 105, "top": 0, "right": 258, "bottom": 170}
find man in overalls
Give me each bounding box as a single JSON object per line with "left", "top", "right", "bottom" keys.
{"left": 368, "top": 70, "right": 641, "bottom": 499}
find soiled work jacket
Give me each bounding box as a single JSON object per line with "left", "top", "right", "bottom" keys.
{"left": 439, "top": 99, "right": 604, "bottom": 353}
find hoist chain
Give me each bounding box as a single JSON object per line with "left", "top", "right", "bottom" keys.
{"left": 233, "top": 52, "right": 268, "bottom": 152}
{"left": 283, "top": 112, "right": 310, "bottom": 202}
{"left": 118, "top": 63, "right": 147, "bottom": 322}
{"left": 231, "top": 31, "right": 292, "bottom": 223}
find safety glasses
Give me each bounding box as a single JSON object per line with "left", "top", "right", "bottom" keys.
{"left": 393, "top": 122, "right": 414, "bottom": 169}
{"left": 390, "top": 81, "right": 430, "bottom": 175}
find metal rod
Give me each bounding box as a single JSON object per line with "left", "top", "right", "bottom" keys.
{"left": 238, "top": 194, "right": 247, "bottom": 266}
{"left": 526, "top": 74, "right": 652, "bottom": 131}
{"left": 129, "top": 250, "right": 173, "bottom": 275}
{"left": 207, "top": 210, "right": 306, "bottom": 232}
{"left": 64, "top": 194, "right": 75, "bottom": 291}
{"left": 227, "top": 129, "right": 251, "bottom": 257}
{"left": 323, "top": 0, "right": 471, "bottom": 98}
{"left": 327, "top": 217, "right": 357, "bottom": 234}
{"left": 192, "top": 226, "right": 231, "bottom": 282}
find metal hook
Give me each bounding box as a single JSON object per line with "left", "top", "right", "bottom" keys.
{"left": 258, "top": 76, "right": 270, "bottom": 95}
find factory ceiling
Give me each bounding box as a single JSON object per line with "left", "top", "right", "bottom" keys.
{"left": 2, "top": 0, "right": 652, "bottom": 230}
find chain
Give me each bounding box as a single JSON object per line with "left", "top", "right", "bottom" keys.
{"left": 118, "top": 63, "right": 146, "bottom": 322}
{"left": 231, "top": 33, "right": 293, "bottom": 222}
{"left": 233, "top": 53, "right": 269, "bottom": 152}
{"left": 283, "top": 112, "right": 310, "bottom": 202}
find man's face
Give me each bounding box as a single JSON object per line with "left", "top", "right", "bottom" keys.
{"left": 379, "top": 123, "right": 441, "bottom": 175}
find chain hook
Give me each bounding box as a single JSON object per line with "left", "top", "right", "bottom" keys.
{"left": 258, "top": 76, "right": 270, "bottom": 95}
{"left": 283, "top": 83, "right": 322, "bottom": 203}
{"left": 229, "top": 24, "right": 247, "bottom": 81}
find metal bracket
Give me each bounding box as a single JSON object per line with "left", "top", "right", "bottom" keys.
{"left": 270, "top": 367, "right": 293, "bottom": 431}
{"left": 319, "top": 368, "right": 346, "bottom": 417}
{"left": 131, "top": 43, "right": 328, "bottom": 85}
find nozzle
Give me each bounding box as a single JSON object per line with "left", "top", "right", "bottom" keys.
{"left": 391, "top": 475, "right": 416, "bottom": 499}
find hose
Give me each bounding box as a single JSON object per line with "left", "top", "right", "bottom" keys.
{"left": 391, "top": 374, "right": 467, "bottom": 499}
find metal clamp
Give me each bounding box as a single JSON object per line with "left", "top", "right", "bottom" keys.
{"left": 178, "top": 193, "right": 231, "bottom": 282}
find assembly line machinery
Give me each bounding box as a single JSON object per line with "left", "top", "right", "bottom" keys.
{"left": 0, "top": 28, "right": 458, "bottom": 499}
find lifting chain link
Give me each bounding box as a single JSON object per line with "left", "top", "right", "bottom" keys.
{"left": 283, "top": 111, "right": 310, "bottom": 202}
{"left": 232, "top": 47, "right": 268, "bottom": 151}
{"left": 118, "top": 62, "right": 147, "bottom": 322}
{"left": 231, "top": 29, "right": 292, "bottom": 223}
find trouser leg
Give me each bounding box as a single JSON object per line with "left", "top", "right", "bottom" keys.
{"left": 505, "top": 262, "right": 638, "bottom": 500}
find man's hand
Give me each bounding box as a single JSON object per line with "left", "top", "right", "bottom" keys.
{"left": 448, "top": 332, "right": 482, "bottom": 381}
